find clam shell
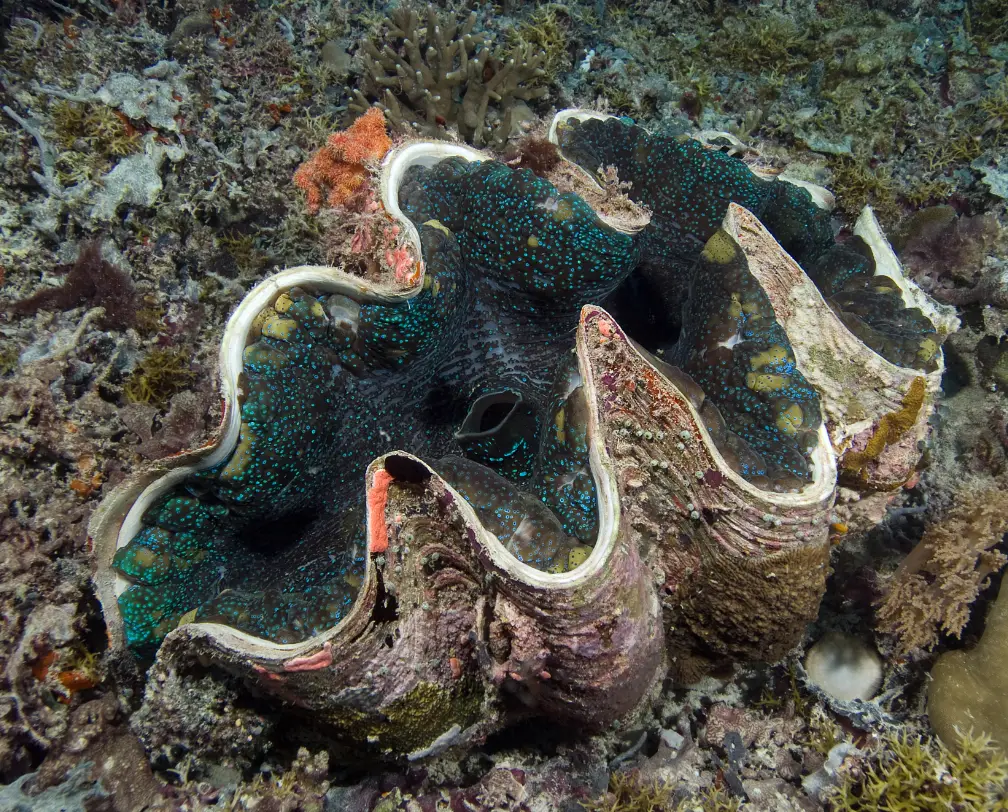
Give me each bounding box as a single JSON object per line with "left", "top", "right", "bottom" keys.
{"left": 548, "top": 108, "right": 837, "bottom": 210}
{"left": 576, "top": 299, "right": 835, "bottom": 681}
{"left": 90, "top": 117, "right": 950, "bottom": 757}
{"left": 89, "top": 141, "right": 664, "bottom": 756}
{"left": 548, "top": 109, "right": 955, "bottom": 489}
{"left": 726, "top": 204, "right": 952, "bottom": 488}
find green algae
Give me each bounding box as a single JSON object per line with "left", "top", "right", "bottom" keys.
{"left": 826, "top": 730, "right": 1008, "bottom": 811}
{"left": 323, "top": 679, "right": 486, "bottom": 756}
{"left": 124, "top": 348, "right": 198, "bottom": 407}
{"left": 0, "top": 344, "right": 18, "bottom": 376}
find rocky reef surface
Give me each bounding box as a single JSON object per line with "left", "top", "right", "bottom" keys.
{"left": 0, "top": 0, "right": 1007, "bottom": 809}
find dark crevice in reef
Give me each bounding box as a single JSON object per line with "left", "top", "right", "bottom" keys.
{"left": 371, "top": 570, "right": 399, "bottom": 625}
{"left": 383, "top": 454, "right": 433, "bottom": 484}
{"left": 483, "top": 717, "right": 585, "bottom": 758}
{"left": 600, "top": 269, "right": 682, "bottom": 356}
{"left": 78, "top": 585, "right": 109, "bottom": 660}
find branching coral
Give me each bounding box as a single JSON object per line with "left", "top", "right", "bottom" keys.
{"left": 50, "top": 100, "right": 140, "bottom": 159}
{"left": 708, "top": 9, "right": 820, "bottom": 75}
{"left": 349, "top": 5, "right": 548, "bottom": 148}
{"left": 582, "top": 770, "right": 674, "bottom": 812}
{"left": 875, "top": 489, "right": 1008, "bottom": 656}
{"left": 978, "top": 78, "right": 1008, "bottom": 141}
{"left": 825, "top": 730, "right": 1008, "bottom": 810}
{"left": 969, "top": 0, "right": 1008, "bottom": 48}
{"left": 507, "top": 3, "right": 572, "bottom": 81}
{"left": 827, "top": 155, "right": 900, "bottom": 226}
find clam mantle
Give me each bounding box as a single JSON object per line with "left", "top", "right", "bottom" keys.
{"left": 89, "top": 111, "right": 952, "bottom": 758}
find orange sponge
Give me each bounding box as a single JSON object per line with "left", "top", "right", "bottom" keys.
{"left": 293, "top": 108, "right": 392, "bottom": 213}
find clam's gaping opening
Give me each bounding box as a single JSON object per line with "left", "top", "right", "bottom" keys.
{"left": 110, "top": 134, "right": 639, "bottom": 651}
{"left": 107, "top": 113, "right": 944, "bottom": 655}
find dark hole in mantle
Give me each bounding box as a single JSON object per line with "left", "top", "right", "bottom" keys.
{"left": 384, "top": 454, "right": 431, "bottom": 484}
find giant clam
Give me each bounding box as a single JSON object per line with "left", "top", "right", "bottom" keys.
{"left": 89, "top": 111, "right": 954, "bottom": 758}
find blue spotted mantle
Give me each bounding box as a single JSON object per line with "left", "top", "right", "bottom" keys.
{"left": 112, "top": 116, "right": 937, "bottom": 652}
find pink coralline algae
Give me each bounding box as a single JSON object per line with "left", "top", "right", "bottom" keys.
{"left": 283, "top": 642, "right": 334, "bottom": 673}
{"left": 386, "top": 246, "right": 417, "bottom": 282}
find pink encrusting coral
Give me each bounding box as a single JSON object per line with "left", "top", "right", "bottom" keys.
{"left": 283, "top": 642, "right": 334, "bottom": 672}
{"left": 386, "top": 246, "right": 417, "bottom": 283}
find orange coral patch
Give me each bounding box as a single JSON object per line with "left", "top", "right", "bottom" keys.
{"left": 58, "top": 670, "right": 98, "bottom": 692}
{"left": 332, "top": 107, "right": 392, "bottom": 163}
{"left": 293, "top": 108, "right": 392, "bottom": 214}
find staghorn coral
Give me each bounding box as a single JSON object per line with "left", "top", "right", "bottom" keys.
{"left": 708, "top": 8, "right": 819, "bottom": 75}
{"left": 293, "top": 107, "right": 392, "bottom": 214}
{"left": 89, "top": 111, "right": 951, "bottom": 758}
{"left": 349, "top": 5, "right": 548, "bottom": 148}
{"left": 875, "top": 488, "right": 1008, "bottom": 656}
